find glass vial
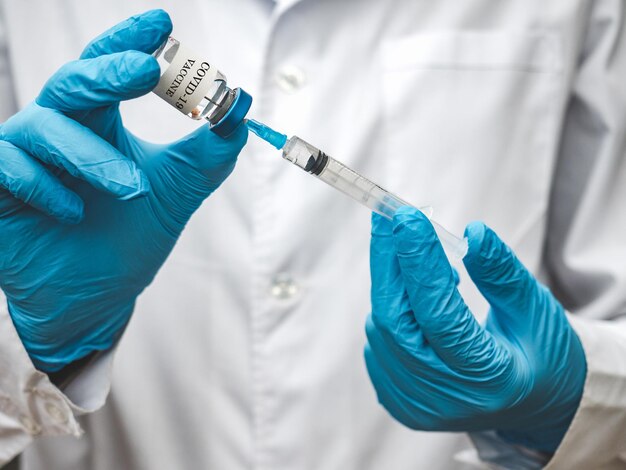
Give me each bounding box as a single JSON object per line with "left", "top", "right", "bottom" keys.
{"left": 152, "top": 37, "right": 252, "bottom": 137}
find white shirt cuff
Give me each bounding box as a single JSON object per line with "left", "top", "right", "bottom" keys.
{"left": 544, "top": 315, "right": 626, "bottom": 469}
{"left": 0, "top": 293, "right": 115, "bottom": 465}
{"left": 459, "top": 314, "right": 626, "bottom": 469}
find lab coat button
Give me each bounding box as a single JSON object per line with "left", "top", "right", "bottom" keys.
{"left": 275, "top": 65, "right": 307, "bottom": 93}
{"left": 270, "top": 273, "right": 300, "bottom": 299}
{"left": 20, "top": 415, "right": 41, "bottom": 435}
{"left": 45, "top": 402, "right": 68, "bottom": 424}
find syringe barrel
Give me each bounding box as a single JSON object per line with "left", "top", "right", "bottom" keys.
{"left": 282, "top": 136, "right": 468, "bottom": 259}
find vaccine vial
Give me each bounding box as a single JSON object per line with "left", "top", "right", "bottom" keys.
{"left": 152, "top": 37, "right": 252, "bottom": 138}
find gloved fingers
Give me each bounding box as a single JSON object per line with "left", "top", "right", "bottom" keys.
{"left": 364, "top": 342, "right": 437, "bottom": 430}
{"left": 132, "top": 124, "right": 246, "bottom": 234}
{"left": 163, "top": 122, "right": 248, "bottom": 192}
{"left": 0, "top": 141, "right": 84, "bottom": 223}
{"left": 370, "top": 213, "right": 416, "bottom": 332}
{"left": 170, "top": 121, "right": 248, "bottom": 167}
{"left": 365, "top": 325, "right": 524, "bottom": 432}
{"left": 365, "top": 312, "right": 437, "bottom": 376}
{"left": 463, "top": 222, "right": 545, "bottom": 333}
{"left": 452, "top": 267, "right": 460, "bottom": 286}
{"left": 0, "top": 104, "right": 149, "bottom": 200}
{"left": 37, "top": 51, "right": 161, "bottom": 113}
{"left": 392, "top": 207, "right": 497, "bottom": 372}
{"left": 80, "top": 9, "right": 172, "bottom": 59}
{"left": 371, "top": 213, "right": 443, "bottom": 356}
{"left": 72, "top": 103, "right": 130, "bottom": 150}
{"left": 366, "top": 312, "right": 470, "bottom": 396}
{"left": 364, "top": 343, "right": 412, "bottom": 423}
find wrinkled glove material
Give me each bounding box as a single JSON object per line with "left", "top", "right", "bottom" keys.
{"left": 365, "top": 207, "right": 586, "bottom": 453}
{"left": 0, "top": 10, "right": 248, "bottom": 372}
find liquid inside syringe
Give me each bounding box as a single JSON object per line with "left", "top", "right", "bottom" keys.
{"left": 246, "top": 120, "right": 468, "bottom": 259}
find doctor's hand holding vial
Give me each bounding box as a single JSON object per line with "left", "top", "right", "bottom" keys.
{"left": 0, "top": 10, "right": 246, "bottom": 373}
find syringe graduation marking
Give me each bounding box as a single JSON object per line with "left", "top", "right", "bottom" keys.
{"left": 246, "top": 119, "right": 468, "bottom": 259}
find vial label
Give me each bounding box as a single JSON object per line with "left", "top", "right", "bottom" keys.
{"left": 154, "top": 43, "right": 219, "bottom": 115}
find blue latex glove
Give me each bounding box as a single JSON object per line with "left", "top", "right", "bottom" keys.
{"left": 0, "top": 10, "right": 247, "bottom": 372}
{"left": 365, "top": 207, "right": 587, "bottom": 453}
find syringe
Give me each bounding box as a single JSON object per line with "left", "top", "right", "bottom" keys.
{"left": 247, "top": 120, "right": 468, "bottom": 259}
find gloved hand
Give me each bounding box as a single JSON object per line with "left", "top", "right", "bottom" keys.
{"left": 365, "top": 207, "right": 587, "bottom": 453}
{"left": 0, "top": 10, "right": 247, "bottom": 372}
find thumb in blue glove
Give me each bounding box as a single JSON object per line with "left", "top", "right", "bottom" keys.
{"left": 0, "top": 10, "right": 248, "bottom": 372}
{"left": 365, "top": 207, "right": 586, "bottom": 453}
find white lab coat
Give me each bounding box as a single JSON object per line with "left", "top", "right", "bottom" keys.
{"left": 0, "top": 0, "right": 625, "bottom": 468}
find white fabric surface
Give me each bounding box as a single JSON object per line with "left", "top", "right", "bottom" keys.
{"left": 0, "top": 0, "right": 624, "bottom": 468}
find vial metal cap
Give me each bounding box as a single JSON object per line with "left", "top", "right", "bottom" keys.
{"left": 210, "top": 88, "right": 253, "bottom": 138}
